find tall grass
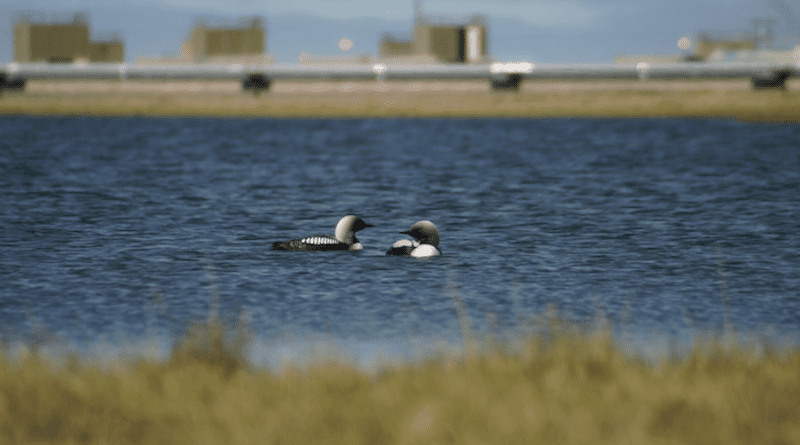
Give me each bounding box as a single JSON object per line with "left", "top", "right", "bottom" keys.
{"left": 1, "top": 306, "right": 798, "bottom": 445}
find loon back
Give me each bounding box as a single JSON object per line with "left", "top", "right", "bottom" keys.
{"left": 271, "top": 235, "right": 352, "bottom": 251}
{"left": 271, "top": 214, "right": 373, "bottom": 252}
{"left": 385, "top": 239, "right": 419, "bottom": 256}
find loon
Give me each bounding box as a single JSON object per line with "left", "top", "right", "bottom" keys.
{"left": 271, "top": 215, "right": 373, "bottom": 251}
{"left": 386, "top": 220, "right": 441, "bottom": 257}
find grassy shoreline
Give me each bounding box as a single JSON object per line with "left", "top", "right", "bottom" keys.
{"left": 2, "top": 318, "right": 798, "bottom": 445}
{"left": 2, "top": 79, "right": 800, "bottom": 121}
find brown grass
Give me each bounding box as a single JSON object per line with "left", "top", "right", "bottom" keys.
{"left": 2, "top": 79, "right": 800, "bottom": 122}
{"left": 1, "top": 313, "right": 798, "bottom": 445}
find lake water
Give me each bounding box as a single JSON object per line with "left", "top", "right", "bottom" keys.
{"left": 1, "top": 116, "right": 799, "bottom": 364}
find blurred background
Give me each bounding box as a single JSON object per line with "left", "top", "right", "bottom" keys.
{"left": 2, "top": 0, "right": 799, "bottom": 65}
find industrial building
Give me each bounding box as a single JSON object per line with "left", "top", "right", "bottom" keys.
{"left": 690, "top": 33, "right": 759, "bottom": 61}
{"left": 615, "top": 33, "right": 763, "bottom": 64}
{"left": 180, "top": 17, "right": 269, "bottom": 63}
{"left": 380, "top": 2, "right": 488, "bottom": 63}
{"left": 616, "top": 20, "right": 780, "bottom": 64}
{"left": 13, "top": 13, "right": 124, "bottom": 63}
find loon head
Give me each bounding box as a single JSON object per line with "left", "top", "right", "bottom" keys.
{"left": 401, "top": 220, "right": 439, "bottom": 248}
{"left": 334, "top": 215, "right": 373, "bottom": 244}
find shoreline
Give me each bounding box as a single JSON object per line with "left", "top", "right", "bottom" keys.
{"left": 2, "top": 79, "right": 800, "bottom": 122}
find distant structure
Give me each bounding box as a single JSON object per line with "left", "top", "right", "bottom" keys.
{"left": 181, "top": 17, "right": 269, "bottom": 63}
{"left": 615, "top": 32, "right": 759, "bottom": 64}
{"left": 752, "top": 19, "right": 777, "bottom": 49}
{"left": 379, "top": 1, "right": 488, "bottom": 63}
{"left": 298, "top": 52, "right": 373, "bottom": 65}
{"left": 681, "top": 19, "right": 781, "bottom": 62}
{"left": 616, "top": 20, "right": 780, "bottom": 64}
{"left": 13, "top": 13, "right": 124, "bottom": 63}
{"left": 138, "top": 16, "right": 271, "bottom": 64}
{"left": 690, "top": 32, "right": 759, "bottom": 61}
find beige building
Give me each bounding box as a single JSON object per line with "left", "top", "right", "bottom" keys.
{"left": 616, "top": 27, "right": 765, "bottom": 64}
{"left": 88, "top": 38, "right": 125, "bottom": 63}
{"left": 380, "top": 2, "right": 488, "bottom": 63}
{"left": 14, "top": 13, "right": 124, "bottom": 63}
{"left": 690, "top": 33, "right": 758, "bottom": 61}
{"left": 180, "top": 17, "right": 268, "bottom": 63}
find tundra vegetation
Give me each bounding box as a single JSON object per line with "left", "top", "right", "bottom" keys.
{"left": 1, "top": 79, "right": 800, "bottom": 122}
{"left": 1, "top": 308, "right": 798, "bottom": 445}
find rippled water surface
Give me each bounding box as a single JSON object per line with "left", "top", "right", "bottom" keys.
{"left": 2, "top": 116, "right": 799, "bottom": 359}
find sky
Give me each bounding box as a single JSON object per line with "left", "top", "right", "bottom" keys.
{"left": 2, "top": 0, "right": 799, "bottom": 63}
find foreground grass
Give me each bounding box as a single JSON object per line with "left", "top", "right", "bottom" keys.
{"left": 1, "top": 319, "right": 798, "bottom": 445}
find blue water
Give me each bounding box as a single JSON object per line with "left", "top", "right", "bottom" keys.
{"left": 1, "top": 116, "right": 799, "bottom": 361}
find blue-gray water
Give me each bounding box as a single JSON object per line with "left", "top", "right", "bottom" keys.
{"left": 2, "top": 116, "right": 799, "bottom": 362}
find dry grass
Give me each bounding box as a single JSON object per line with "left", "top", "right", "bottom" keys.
{"left": 1, "top": 313, "right": 798, "bottom": 445}
{"left": 2, "top": 79, "right": 800, "bottom": 122}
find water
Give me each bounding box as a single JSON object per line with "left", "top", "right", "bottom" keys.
{"left": 1, "top": 116, "right": 799, "bottom": 362}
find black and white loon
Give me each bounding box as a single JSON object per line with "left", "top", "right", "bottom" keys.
{"left": 386, "top": 220, "right": 441, "bottom": 257}
{"left": 271, "top": 215, "right": 373, "bottom": 251}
